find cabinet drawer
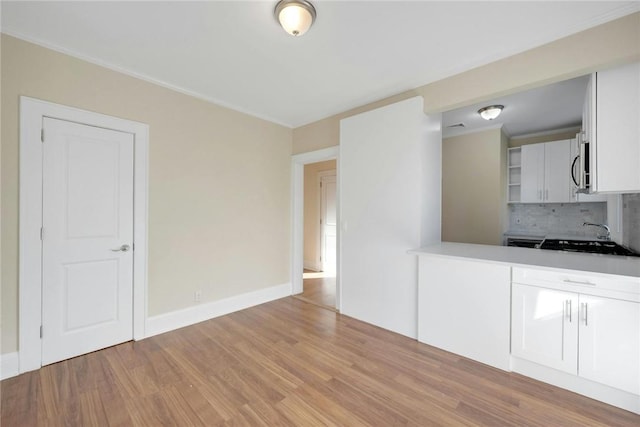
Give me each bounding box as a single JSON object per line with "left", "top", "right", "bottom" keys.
{"left": 512, "top": 267, "right": 640, "bottom": 301}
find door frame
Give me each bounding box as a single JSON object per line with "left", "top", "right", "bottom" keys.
{"left": 318, "top": 170, "right": 336, "bottom": 273}
{"left": 19, "top": 97, "right": 149, "bottom": 373}
{"left": 290, "top": 146, "right": 339, "bottom": 309}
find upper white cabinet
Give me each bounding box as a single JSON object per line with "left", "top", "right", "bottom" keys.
{"left": 545, "top": 140, "right": 572, "bottom": 202}
{"left": 521, "top": 143, "right": 544, "bottom": 202}
{"left": 520, "top": 139, "right": 571, "bottom": 203}
{"left": 589, "top": 62, "right": 640, "bottom": 193}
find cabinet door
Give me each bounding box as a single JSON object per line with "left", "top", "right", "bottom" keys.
{"left": 544, "top": 140, "right": 571, "bottom": 203}
{"left": 595, "top": 62, "right": 640, "bottom": 193}
{"left": 521, "top": 144, "right": 545, "bottom": 203}
{"left": 578, "top": 295, "right": 640, "bottom": 395}
{"left": 512, "top": 284, "right": 578, "bottom": 374}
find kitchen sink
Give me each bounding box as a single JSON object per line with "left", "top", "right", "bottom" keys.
{"left": 537, "top": 239, "right": 640, "bottom": 257}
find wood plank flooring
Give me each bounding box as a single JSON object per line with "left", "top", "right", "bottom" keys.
{"left": 296, "top": 271, "right": 336, "bottom": 310}
{"left": 2, "top": 297, "right": 639, "bottom": 426}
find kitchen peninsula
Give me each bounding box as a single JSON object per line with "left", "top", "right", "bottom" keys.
{"left": 411, "top": 242, "right": 640, "bottom": 414}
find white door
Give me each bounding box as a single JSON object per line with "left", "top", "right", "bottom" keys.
{"left": 511, "top": 284, "right": 578, "bottom": 374}
{"left": 520, "top": 143, "right": 545, "bottom": 203}
{"left": 320, "top": 174, "right": 337, "bottom": 275}
{"left": 42, "top": 117, "right": 134, "bottom": 366}
{"left": 578, "top": 295, "right": 640, "bottom": 395}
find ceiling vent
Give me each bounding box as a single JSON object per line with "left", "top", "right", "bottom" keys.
{"left": 446, "top": 123, "right": 465, "bottom": 128}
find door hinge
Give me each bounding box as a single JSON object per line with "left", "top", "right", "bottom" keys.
{"left": 40, "top": 325, "right": 43, "bottom": 338}
{"left": 40, "top": 227, "right": 44, "bottom": 240}
{"left": 320, "top": 182, "right": 322, "bottom": 188}
{"left": 41, "top": 128, "right": 44, "bottom": 143}
{"left": 320, "top": 219, "right": 322, "bottom": 225}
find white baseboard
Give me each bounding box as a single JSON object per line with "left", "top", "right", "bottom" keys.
{"left": 145, "top": 282, "right": 291, "bottom": 338}
{"left": 303, "top": 260, "right": 321, "bottom": 271}
{"left": 511, "top": 357, "right": 640, "bottom": 414}
{"left": 1, "top": 352, "right": 20, "bottom": 380}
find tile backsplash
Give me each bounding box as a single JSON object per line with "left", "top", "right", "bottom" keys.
{"left": 623, "top": 194, "right": 640, "bottom": 252}
{"left": 508, "top": 203, "right": 607, "bottom": 238}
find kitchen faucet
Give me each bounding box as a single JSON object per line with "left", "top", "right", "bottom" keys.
{"left": 583, "top": 222, "right": 611, "bottom": 241}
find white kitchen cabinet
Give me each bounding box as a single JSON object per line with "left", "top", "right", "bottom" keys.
{"left": 579, "top": 295, "right": 640, "bottom": 395}
{"left": 511, "top": 268, "right": 640, "bottom": 396}
{"left": 588, "top": 62, "right": 640, "bottom": 193}
{"left": 413, "top": 245, "right": 640, "bottom": 414}
{"left": 520, "top": 143, "right": 544, "bottom": 203}
{"left": 544, "top": 140, "right": 572, "bottom": 202}
{"left": 520, "top": 140, "right": 571, "bottom": 203}
{"left": 418, "top": 256, "right": 511, "bottom": 370}
{"left": 511, "top": 284, "right": 578, "bottom": 374}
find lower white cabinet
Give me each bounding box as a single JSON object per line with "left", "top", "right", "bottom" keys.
{"left": 415, "top": 250, "right": 640, "bottom": 413}
{"left": 579, "top": 294, "right": 640, "bottom": 395}
{"left": 512, "top": 283, "right": 640, "bottom": 396}
{"left": 512, "top": 284, "right": 578, "bottom": 374}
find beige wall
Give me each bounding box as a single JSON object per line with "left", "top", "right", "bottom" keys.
{"left": 303, "top": 160, "right": 336, "bottom": 269}
{"left": 510, "top": 127, "right": 581, "bottom": 147}
{"left": 293, "top": 13, "right": 640, "bottom": 155}
{"left": 442, "top": 128, "right": 507, "bottom": 245}
{"left": 1, "top": 35, "right": 293, "bottom": 354}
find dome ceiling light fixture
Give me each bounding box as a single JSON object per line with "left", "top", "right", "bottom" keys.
{"left": 478, "top": 105, "right": 504, "bottom": 120}
{"left": 275, "top": 0, "right": 316, "bottom": 37}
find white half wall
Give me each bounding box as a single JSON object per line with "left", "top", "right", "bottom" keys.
{"left": 339, "top": 96, "right": 442, "bottom": 339}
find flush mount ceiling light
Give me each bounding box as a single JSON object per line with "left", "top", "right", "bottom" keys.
{"left": 275, "top": 0, "right": 316, "bottom": 36}
{"left": 478, "top": 105, "right": 504, "bottom": 120}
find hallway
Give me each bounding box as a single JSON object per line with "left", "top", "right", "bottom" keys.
{"left": 295, "top": 269, "right": 336, "bottom": 311}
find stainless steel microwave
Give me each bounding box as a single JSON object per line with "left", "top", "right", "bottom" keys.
{"left": 571, "top": 131, "right": 591, "bottom": 194}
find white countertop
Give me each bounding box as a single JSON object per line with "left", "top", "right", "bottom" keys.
{"left": 409, "top": 242, "right": 640, "bottom": 279}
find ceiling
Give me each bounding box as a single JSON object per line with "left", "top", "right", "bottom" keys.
{"left": 442, "top": 75, "right": 590, "bottom": 139}
{"left": 2, "top": 1, "right": 638, "bottom": 128}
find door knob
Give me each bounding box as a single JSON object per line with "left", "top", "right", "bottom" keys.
{"left": 111, "top": 244, "right": 131, "bottom": 252}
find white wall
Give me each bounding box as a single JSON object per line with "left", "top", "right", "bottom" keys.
{"left": 339, "top": 97, "right": 441, "bottom": 338}
{"left": 1, "top": 35, "right": 292, "bottom": 355}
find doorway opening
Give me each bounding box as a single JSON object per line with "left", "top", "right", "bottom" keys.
{"left": 295, "top": 162, "right": 337, "bottom": 310}
{"left": 290, "top": 146, "right": 339, "bottom": 311}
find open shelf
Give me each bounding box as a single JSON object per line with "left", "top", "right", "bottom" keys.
{"left": 508, "top": 147, "right": 521, "bottom": 203}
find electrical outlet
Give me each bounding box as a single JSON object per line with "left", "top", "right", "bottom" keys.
{"left": 194, "top": 290, "right": 202, "bottom": 303}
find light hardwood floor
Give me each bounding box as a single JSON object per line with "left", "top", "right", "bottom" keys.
{"left": 296, "top": 270, "right": 336, "bottom": 310}
{"left": 2, "top": 297, "right": 639, "bottom": 426}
